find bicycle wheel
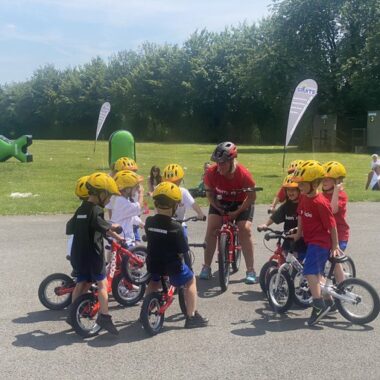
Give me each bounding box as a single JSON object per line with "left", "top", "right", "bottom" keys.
{"left": 231, "top": 233, "right": 241, "bottom": 273}
{"left": 218, "top": 233, "right": 230, "bottom": 292}
{"left": 121, "top": 246, "right": 151, "bottom": 285}
{"left": 70, "top": 293, "right": 101, "bottom": 338}
{"left": 178, "top": 287, "right": 187, "bottom": 317}
{"left": 38, "top": 273, "right": 74, "bottom": 310}
{"left": 335, "top": 278, "right": 380, "bottom": 324}
{"left": 140, "top": 292, "right": 165, "bottom": 336}
{"left": 111, "top": 273, "right": 145, "bottom": 307}
{"left": 259, "top": 261, "right": 277, "bottom": 295}
{"left": 267, "top": 269, "right": 294, "bottom": 313}
{"left": 292, "top": 271, "right": 312, "bottom": 308}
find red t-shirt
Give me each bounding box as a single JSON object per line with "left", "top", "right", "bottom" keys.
{"left": 276, "top": 187, "right": 286, "bottom": 203}
{"left": 204, "top": 163, "right": 256, "bottom": 202}
{"left": 297, "top": 193, "right": 336, "bottom": 249}
{"left": 322, "top": 191, "right": 350, "bottom": 242}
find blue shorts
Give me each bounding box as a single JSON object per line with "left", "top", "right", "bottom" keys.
{"left": 303, "top": 244, "right": 330, "bottom": 276}
{"left": 151, "top": 264, "right": 194, "bottom": 287}
{"left": 76, "top": 273, "right": 106, "bottom": 283}
{"left": 339, "top": 241, "right": 348, "bottom": 251}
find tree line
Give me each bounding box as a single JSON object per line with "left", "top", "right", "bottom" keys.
{"left": 0, "top": 0, "right": 379, "bottom": 145}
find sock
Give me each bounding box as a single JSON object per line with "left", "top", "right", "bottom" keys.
{"left": 312, "top": 298, "right": 325, "bottom": 310}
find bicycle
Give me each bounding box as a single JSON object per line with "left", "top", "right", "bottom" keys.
{"left": 140, "top": 276, "right": 187, "bottom": 336}
{"left": 69, "top": 238, "right": 149, "bottom": 338}
{"left": 320, "top": 255, "right": 380, "bottom": 324}
{"left": 209, "top": 187, "right": 263, "bottom": 292}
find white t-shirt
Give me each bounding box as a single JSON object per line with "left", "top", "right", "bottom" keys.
{"left": 105, "top": 195, "right": 141, "bottom": 241}
{"left": 174, "top": 187, "right": 195, "bottom": 221}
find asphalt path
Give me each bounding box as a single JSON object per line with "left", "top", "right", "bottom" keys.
{"left": 1, "top": 203, "right": 380, "bottom": 380}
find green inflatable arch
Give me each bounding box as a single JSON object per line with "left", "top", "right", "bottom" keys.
{"left": 109, "top": 130, "right": 135, "bottom": 167}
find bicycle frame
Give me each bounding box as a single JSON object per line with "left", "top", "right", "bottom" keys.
{"left": 219, "top": 215, "right": 240, "bottom": 264}
{"left": 273, "top": 252, "right": 303, "bottom": 289}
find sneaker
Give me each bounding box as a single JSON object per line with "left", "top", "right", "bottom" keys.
{"left": 325, "top": 299, "right": 338, "bottom": 315}
{"left": 96, "top": 313, "right": 119, "bottom": 335}
{"left": 199, "top": 266, "right": 212, "bottom": 280}
{"left": 307, "top": 305, "right": 331, "bottom": 326}
{"left": 245, "top": 271, "right": 258, "bottom": 284}
{"left": 185, "top": 312, "right": 209, "bottom": 329}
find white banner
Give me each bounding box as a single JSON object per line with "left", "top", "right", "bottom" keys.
{"left": 285, "top": 79, "right": 318, "bottom": 146}
{"left": 95, "top": 102, "right": 111, "bottom": 141}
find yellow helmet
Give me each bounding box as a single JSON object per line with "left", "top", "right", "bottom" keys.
{"left": 282, "top": 174, "right": 299, "bottom": 188}
{"left": 323, "top": 161, "right": 346, "bottom": 179}
{"left": 86, "top": 172, "right": 120, "bottom": 195}
{"left": 292, "top": 160, "right": 325, "bottom": 183}
{"left": 114, "top": 170, "right": 142, "bottom": 190}
{"left": 114, "top": 157, "right": 138, "bottom": 172}
{"left": 163, "top": 164, "right": 185, "bottom": 183}
{"left": 152, "top": 181, "right": 182, "bottom": 208}
{"left": 75, "top": 175, "right": 90, "bottom": 199}
{"left": 287, "top": 159, "right": 304, "bottom": 174}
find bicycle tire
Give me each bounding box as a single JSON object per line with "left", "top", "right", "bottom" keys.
{"left": 38, "top": 273, "right": 74, "bottom": 310}
{"left": 259, "top": 261, "right": 277, "bottom": 295}
{"left": 292, "top": 271, "right": 312, "bottom": 308}
{"left": 121, "top": 246, "right": 151, "bottom": 285}
{"left": 140, "top": 292, "right": 165, "bottom": 336}
{"left": 267, "top": 269, "right": 294, "bottom": 313}
{"left": 335, "top": 277, "right": 380, "bottom": 324}
{"left": 218, "top": 233, "right": 230, "bottom": 292}
{"left": 111, "top": 272, "right": 145, "bottom": 307}
{"left": 231, "top": 233, "right": 241, "bottom": 273}
{"left": 178, "top": 287, "right": 187, "bottom": 316}
{"left": 70, "top": 293, "right": 101, "bottom": 338}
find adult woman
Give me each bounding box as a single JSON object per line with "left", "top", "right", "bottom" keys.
{"left": 199, "top": 142, "right": 258, "bottom": 284}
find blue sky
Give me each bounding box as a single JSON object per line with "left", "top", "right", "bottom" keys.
{"left": 0, "top": 0, "right": 272, "bottom": 85}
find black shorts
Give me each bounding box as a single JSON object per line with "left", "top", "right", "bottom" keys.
{"left": 209, "top": 202, "right": 254, "bottom": 222}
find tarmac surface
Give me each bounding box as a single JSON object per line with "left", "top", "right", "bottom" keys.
{"left": 1, "top": 203, "right": 379, "bottom": 380}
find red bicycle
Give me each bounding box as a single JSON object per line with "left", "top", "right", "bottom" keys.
{"left": 214, "top": 187, "right": 262, "bottom": 292}
{"left": 68, "top": 239, "right": 149, "bottom": 338}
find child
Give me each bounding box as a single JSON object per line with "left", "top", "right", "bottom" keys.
{"left": 189, "top": 161, "right": 213, "bottom": 198}
{"left": 322, "top": 161, "right": 349, "bottom": 284}
{"left": 66, "top": 175, "right": 90, "bottom": 261}
{"left": 105, "top": 170, "right": 144, "bottom": 247}
{"left": 66, "top": 172, "right": 123, "bottom": 334}
{"left": 291, "top": 160, "right": 339, "bottom": 326}
{"left": 258, "top": 174, "right": 306, "bottom": 257}
{"left": 162, "top": 163, "right": 206, "bottom": 240}
{"left": 147, "top": 165, "right": 162, "bottom": 196}
{"left": 366, "top": 163, "right": 380, "bottom": 190}
{"left": 268, "top": 160, "right": 303, "bottom": 214}
{"left": 144, "top": 181, "right": 208, "bottom": 329}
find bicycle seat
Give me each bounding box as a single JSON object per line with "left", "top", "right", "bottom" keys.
{"left": 329, "top": 254, "right": 349, "bottom": 264}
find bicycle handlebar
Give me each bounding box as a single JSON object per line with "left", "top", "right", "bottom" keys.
{"left": 174, "top": 216, "right": 206, "bottom": 223}
{"left": 188, "top": 242, "right": 206, "bottom": 249}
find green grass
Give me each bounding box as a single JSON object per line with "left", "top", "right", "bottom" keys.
{"left": 0, "top": 140, "right": 378, "bottom": 215}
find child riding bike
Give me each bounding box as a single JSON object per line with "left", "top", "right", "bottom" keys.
{"left": 66, "top": 172, "right": 123, "bottom": 335}
{"left": 200, "top": 141, "right": 258, "bottom": 284}
{"left": 290, "top": 160, "right": 339, "bottom": 326}
{"left": 144, "top": 181, "right": 208, "bottom": 329}
{"left": 259, "top": 174, "right": 307, "bottom": 259}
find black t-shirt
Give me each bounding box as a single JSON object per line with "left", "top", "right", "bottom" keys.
{"left": 271, "top": 200, "right": 306, "bottom": 253}
{"left": 271, "top": 200, "right": 298, "bottom": 232}
{"left": 145, "top": 214, "right": 189, "bottom": 275}
{"left": 66, "top": 201, "right": 111, "bottom": 276}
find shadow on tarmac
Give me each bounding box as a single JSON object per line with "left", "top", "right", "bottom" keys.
{"left": 230, "top": 306, "right": 374, "bottom": 337}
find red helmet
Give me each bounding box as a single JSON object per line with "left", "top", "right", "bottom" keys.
{"left": 211, "top": 142, "right": 237, "bottom": 163}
